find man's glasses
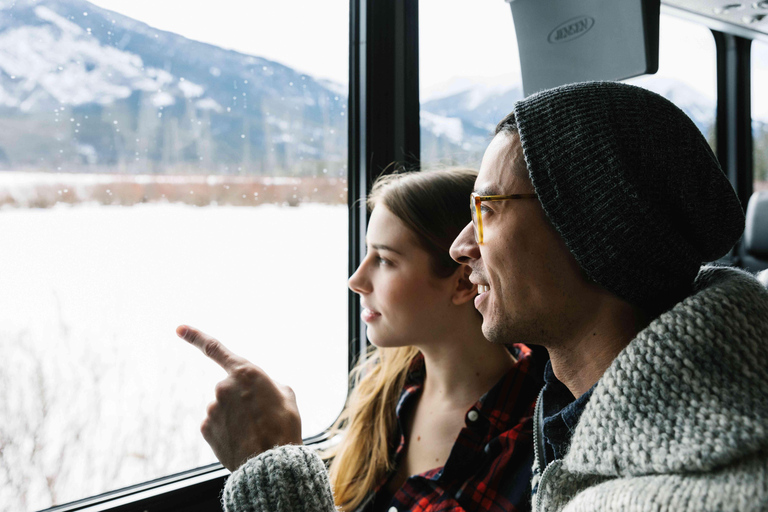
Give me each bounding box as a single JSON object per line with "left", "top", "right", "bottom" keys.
{"left": 470, "top": 192, "right": 537, "bottom": 244}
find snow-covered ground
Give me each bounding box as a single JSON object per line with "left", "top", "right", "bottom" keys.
{"left": 0, "top": 202, "right": 349, "bottom": 510}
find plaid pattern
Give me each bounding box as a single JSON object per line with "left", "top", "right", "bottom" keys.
{"left": 361, "top": 344, "right": 543, "bottom": 512}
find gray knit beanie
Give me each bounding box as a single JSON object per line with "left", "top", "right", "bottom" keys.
{"left": 512, "top": 81, "right": 745, "bottom": 312}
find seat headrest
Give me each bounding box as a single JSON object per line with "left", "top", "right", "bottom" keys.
{"left": 758, "top": 269, "right": 768, "bottom": 288}
{"left": 745, "top": 192, "right": 768, "bottom": 259}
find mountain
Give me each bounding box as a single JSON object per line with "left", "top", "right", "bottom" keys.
{"left": 419, "top": 75, "right": 717, "bottom": 166}
{"left": 0, "top": 0, "right": 347, "bottom": 175}
{"left": 0, "top": 1, "right": 723, "bottom": 176}
{"left": 420, "top": 79, "right": 524, "bottom": 166}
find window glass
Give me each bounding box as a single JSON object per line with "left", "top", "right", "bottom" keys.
{"left": 419, "top": 6, "right": 716, "bottom": 170}
{"left": 625, "top": 15, "right": 717, "bottom": 153}
{"left": 419, "top": 0, "right": 522, "bottom": 169}
{"left": 753, "top": 40, "right": 768, "bottom": 192}
{"left": 0, "top": 1, "right": 348, "bottom": 510}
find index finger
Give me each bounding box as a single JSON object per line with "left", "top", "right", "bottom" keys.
{"left": 176, "top": 325, "right": 249, "bottom": 373}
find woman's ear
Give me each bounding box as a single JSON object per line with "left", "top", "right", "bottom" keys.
{"left": 452, "top": 265, "right": 477, "bottom": 306}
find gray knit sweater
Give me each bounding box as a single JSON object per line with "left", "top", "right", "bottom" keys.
{"left": 533, "top": 265, "right": 768, "bottom": 512}
{"left": 222, "top": 265, "right": 768, "bottom": 512}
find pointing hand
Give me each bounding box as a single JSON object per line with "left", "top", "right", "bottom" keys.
{"left": 176, "top": 325, "right": 302, "bottom": 471}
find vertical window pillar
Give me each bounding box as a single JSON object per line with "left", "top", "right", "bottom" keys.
{"left": 714, "top": 31, "right": 752, "bottom": 210}
{"left": 348, "top": 0, "right": 420, "bottom": 371}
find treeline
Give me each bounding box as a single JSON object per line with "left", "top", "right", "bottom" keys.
{"left": 0, "top": 175, "right": 348, "bottom": 209}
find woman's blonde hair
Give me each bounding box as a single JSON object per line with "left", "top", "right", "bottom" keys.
{"left": 323, "top": 168, "right": 477, "bottom": 511}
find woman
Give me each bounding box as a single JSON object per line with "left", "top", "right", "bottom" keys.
{"left": 181, "top": 168, "right": 544, "bottom": 512}
{"left": 323, "top": 168, "right": 543, "bottom": 511}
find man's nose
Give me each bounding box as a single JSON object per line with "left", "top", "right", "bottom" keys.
{"left": 450, "top": 222, "right": 480, "bottom": 264}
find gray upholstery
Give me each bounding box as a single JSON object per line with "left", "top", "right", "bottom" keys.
{"left": 740, "top": 192, "right": 768, "bottom": 272}
{"left": 758, "top": 269, "right": 768, "bottom": 287}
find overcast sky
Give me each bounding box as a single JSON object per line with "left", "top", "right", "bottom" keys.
{"left": 87, "top": 0, "right": 767, "bottom": 118}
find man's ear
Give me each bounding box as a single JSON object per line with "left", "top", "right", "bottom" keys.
{"left": 452, "top": 265, "right": 477, "bottom": 306}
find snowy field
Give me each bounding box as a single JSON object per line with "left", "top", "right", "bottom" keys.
{"left": 0, "top": 203, "right": 350, "bottom": 511}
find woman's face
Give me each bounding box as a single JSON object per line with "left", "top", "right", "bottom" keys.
{"left": 348, "top": 205, "right": 459, "bottom": 348}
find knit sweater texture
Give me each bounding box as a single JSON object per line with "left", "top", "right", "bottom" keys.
{"left": 222, "top": 444, "right": 337, "bottom": 512}
{"left": 532, "top": 265, "right": 768, "bottom": 512}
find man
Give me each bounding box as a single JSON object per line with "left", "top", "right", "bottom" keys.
{"left": 449, "top": 81, "right": 768, "bottom": 511}
{"left": 179, "top": 81, "right": 768, "bottom": 512}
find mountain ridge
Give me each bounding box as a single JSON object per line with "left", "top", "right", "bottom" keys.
{"left": 0, "top": 0, "right": 725, "bottom": 175}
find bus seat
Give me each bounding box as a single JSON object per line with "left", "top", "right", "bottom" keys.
{"left": 758, "top": 269, "right": 768, "bottom": 287}
{"left": 740, "top": 191, "right": 768, "bottom": 273}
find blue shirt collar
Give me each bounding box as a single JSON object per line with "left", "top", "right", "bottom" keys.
{"left": 540, "top": 360, "right": 595, "bottom": 462}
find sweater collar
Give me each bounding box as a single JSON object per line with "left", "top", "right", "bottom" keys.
{"left": 562, "top": 266, "right": 768, "bottom": 477}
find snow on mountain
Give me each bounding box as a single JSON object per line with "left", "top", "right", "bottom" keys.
{"left": 419, "top": 75, "right": 717, "bottom": 164}
{"left": 422, "top": 81, "right": 523, "bottom": 131}
{"left": 0, "top": 0, "right": 722, "bottom": 173}
{"left": 0, "top": 0, "right": 348, "bottom": 174}
{"left": 0, "top": 3, "right": 169, "bottom": 110}
{"left": 420, "top": 111, "right": 464, "bottom": 145}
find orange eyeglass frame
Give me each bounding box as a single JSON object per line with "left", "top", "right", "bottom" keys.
{"left": 470, "top": 192, "right": 537, "bottom": 244}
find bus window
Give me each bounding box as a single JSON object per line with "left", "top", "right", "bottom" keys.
{"left": 625, "top": 14, "right": 717, "bottom": 152}
{"left": 0, "top": 1, "right": 348, "bottom": 510}
{"left": 419, "top": 0, "right": 522, "bottom": 169}
{"left": 753, "top": 40, "right": 768, "bottom": 192}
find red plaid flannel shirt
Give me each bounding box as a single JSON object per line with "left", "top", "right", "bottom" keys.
{"left": 359, "top": 344, "right": 543, "bottom": 512}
